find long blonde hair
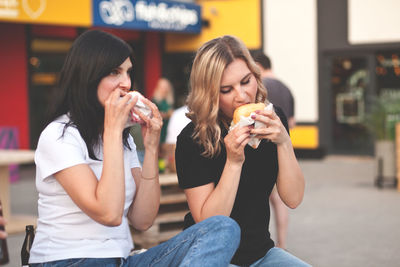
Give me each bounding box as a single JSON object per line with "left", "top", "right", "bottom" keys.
{"left": 187, "top": 35, "right": 267, "bottom": 158}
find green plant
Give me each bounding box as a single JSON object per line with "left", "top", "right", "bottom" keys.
{"left": 364, "top": 92, "right": 400, "bottom": 141}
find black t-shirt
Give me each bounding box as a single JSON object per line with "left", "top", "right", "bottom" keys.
{"left": 176, "top": 106, "right": 288, "bottom": 266}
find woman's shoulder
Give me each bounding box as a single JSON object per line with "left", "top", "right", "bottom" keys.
{"left": 177, "top": 121, "right": 195, "bottom": 140}
{"left": 39, "top": 115, "right": 82, "bottom": 145}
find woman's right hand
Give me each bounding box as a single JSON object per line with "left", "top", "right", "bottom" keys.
{"left": 104, "top": 89, "right": 136, "bottom": 133}
{"left": 185, "top": 125, "right": 250, "bottom": 223}
{"left": 224, "top": 125, "right": 251, "bottom": 165}
{"left": 134, "top": 97, "right": 163, "bottom": 150}
{"left": 55, "top": 89, "right": 136, "bottom": 227}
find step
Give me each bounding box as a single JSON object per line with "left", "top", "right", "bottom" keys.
{"left": 154, "top": 210, "right": 188, "bottom": 224}
{"left": 160, "top": 192, "right": 187, "bottom": 205}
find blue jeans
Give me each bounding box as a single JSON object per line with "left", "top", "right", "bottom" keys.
{"left": 31, "top": 215, "right": 240, "bottom": 267}
{"left": 229, "top": 247, "right": 311, "bottom": 267}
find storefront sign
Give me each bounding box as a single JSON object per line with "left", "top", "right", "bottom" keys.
{"left": 0, "top": 0, "right": 91, "bottom": 26}
{"left": 93, "top": 0, "right": 201, "bottom": 33}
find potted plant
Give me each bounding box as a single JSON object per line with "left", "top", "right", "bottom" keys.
{"left": 364, "top": 92, "right": 400, "bottom": 185}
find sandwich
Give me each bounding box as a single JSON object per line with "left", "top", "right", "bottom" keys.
{"left": 232, "top": 103, "right": 267, "bottom": 125}
{"left": 229, "top": 102, "right": 273, "bottom": 148}
{"left": 125, "top": 91, "right": 152, "bottom": 127}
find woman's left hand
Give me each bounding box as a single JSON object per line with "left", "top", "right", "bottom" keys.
{"left": 250, "top": 109, "right": 290, "bottom": 145}
{"left": 252, "top": 109, "right": 305, "bottom": 209}
{"left": 133, "top": 97, "right": 163, "bottom": 149}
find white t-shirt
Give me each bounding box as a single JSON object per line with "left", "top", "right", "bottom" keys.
{"left": 165, "top": 105, "right": 190, "bottom": 144}
{"left": 29, "top": 115, "right": 141, "bottom": 263}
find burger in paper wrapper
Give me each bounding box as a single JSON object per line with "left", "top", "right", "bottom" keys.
{"left": 125, "top": 91, "right": 152, "bottom": 128}
{"left": 229, "top": 102, "right": 274, "bottom": 149}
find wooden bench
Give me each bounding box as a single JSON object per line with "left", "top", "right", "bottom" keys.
{"left": 0, "top": 149, "right": 37, "bottom": 234}
{"left": 131, "top": 173, "right": 189, "bottom": 248}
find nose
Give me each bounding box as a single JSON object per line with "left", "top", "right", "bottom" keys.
{"left": 119, "top": 73, "right": 131, "bottom": 91}
{"left": 234, "top": 85, "right": 247, "bottom": 103}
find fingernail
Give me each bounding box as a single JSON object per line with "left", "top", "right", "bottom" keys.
{"left": 251, "top": 114, "right": 256, "bottom": 119}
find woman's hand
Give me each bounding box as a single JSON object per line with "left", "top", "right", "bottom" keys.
{"left": 252, "top": 109, "right": 305, "bottom": 209}
{"left": 224, "top": 125, "right": 251, "bottom": 165}
{"left": 104, "top": 89, "right": 136, "bottom": 133}
{"left": 250, "top": 109, "right": 290, "bottom": 145}
{"left": 185, "top": 125, "right": 250, "bottom": 223}
{"left": 134, "top": 97, "right": 163, "bottom": 150}
{"left": 128, "top": 98, "right": 162, "bottom": 229}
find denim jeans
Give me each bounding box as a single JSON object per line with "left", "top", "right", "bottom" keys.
{"left": 31, "top": 215, "right": 240, "bottom": 267}
{"left": 228, "top": 247, "right": 311, "bottom": 267}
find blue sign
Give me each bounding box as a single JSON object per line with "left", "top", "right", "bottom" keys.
{"left": 93, "top": 0, "right": 202, "bottom": 34}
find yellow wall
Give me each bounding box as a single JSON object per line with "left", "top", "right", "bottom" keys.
{"left": 165, "top": 0, "right": 261, "bottom": 52}
{"left": 0, "top": 0, "right": 91, "bottom": 26}
{"left": 290, "top": 125, "right": 319, "bottom": 149}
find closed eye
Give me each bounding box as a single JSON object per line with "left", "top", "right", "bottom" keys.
{"left": 110, "top": 69, "right": 120, "bottom": 76}
{"left": 220, "top": 87, "right": 232, "bottom": 94}
{"left": 220, "top": 73, "right": 253, "bottom": 94}
{"left": 241, "top": 74, "right": 252, "bottom": 85}
{"left": 241, "top": 78, "right": 250, "bottom": 85}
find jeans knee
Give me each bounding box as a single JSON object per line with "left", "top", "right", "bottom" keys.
{"left": 207, "top": 216, "right": 241, "bottom": 247}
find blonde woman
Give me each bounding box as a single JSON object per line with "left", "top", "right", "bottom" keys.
{"left": 175, "top": 35, "right": 310, "bottom": 266}
{"left": 29, "top": 30, "right": 240, "bottom": 267}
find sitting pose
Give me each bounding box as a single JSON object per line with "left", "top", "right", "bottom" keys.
{"left": 176, "top": 35, "right": 310, "bottom": 266}
{"left": 29, "top": 30, "right": 240, "bottom": 267}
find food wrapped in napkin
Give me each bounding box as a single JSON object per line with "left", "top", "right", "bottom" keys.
{"left": 125, "top": 91, "right": 152, "bottom": 128}
{"left": 229, "top": 102, "right": 274, "bottom": 149}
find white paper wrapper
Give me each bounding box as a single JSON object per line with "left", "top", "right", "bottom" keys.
{"left": 125, "top": 91, "right": 152, "bottom": 128}
{"left": 229, "top": 103, "right": 273, "bottom": 148}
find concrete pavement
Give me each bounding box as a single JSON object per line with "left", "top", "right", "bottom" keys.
{"left": 4, "top": 156, "right": 400, "bottom": 267}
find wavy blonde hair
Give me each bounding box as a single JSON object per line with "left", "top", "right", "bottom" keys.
{"left": 186, "top": 35, "right": 267, "bottom": 158}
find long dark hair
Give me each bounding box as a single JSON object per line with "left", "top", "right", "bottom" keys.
{"left": 47, "top": 30, "right": 134, "bottom": 160}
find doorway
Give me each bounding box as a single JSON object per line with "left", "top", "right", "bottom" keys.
{"left": 325, "top": 53, "right": 374, "bottom": 155}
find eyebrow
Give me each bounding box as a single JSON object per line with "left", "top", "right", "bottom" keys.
{"left": 114, "top": 66, "right": 133, "bottom": 72}
{"left": 220, "top": 72, "right": 252, "bottom": 89}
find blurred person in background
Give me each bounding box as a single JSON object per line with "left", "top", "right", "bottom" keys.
{"left": 176, "top": 35, "right": 309, "bottom": 266}
{"left": 253, "top": 51, "right": 296, "bottom": 249}
{"left": 152, "top": 78, "right": 174, "bottom": 172}
{"left": 28, "top": 29, "right": 241, "bottom": 267}
{"left": 152, "top": 78, "right": 174, "bottom": 145}
{"left": 164, "top": 104, "right": 190, "bottom": 172}
{"left": 129, "top": 124, "right": 145, "bottom": 165}
{"left": 253, "top": 52, "right": 295, "bottom": 129}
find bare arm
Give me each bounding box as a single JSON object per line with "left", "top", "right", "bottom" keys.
{"left": 276, "top": 139, "right": 304, "bottom": 208}
{"left": 251, "top": 109, "right": 305, "bottom": 208}
{"left": 55, "top": 90, "right": 136, "bottom": 226}
{"left": 127, "top": 98, "right": 162, "bottom": 230}
{"left": 184, "top": 125, "right": 251, "bottom": 223}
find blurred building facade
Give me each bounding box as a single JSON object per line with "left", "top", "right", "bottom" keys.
{"left": 1, "top": 0, "right": 399, "bottom": 157}
{"left": 0, "top": 0, "right": 202, "bottom": 149}
{"left": 163, "top": 0, "right": 400, "bottom": 157}
{"left": 262, "top": 0, "right": 400, "bottom": 156}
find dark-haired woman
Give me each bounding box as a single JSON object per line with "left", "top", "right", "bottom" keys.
{"left": 29, "top": 30, "right": 240, "bottom": 267}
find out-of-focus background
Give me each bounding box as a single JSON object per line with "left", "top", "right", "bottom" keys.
{"left": 1, "top": 0, "right": 400, "bottom": 266}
